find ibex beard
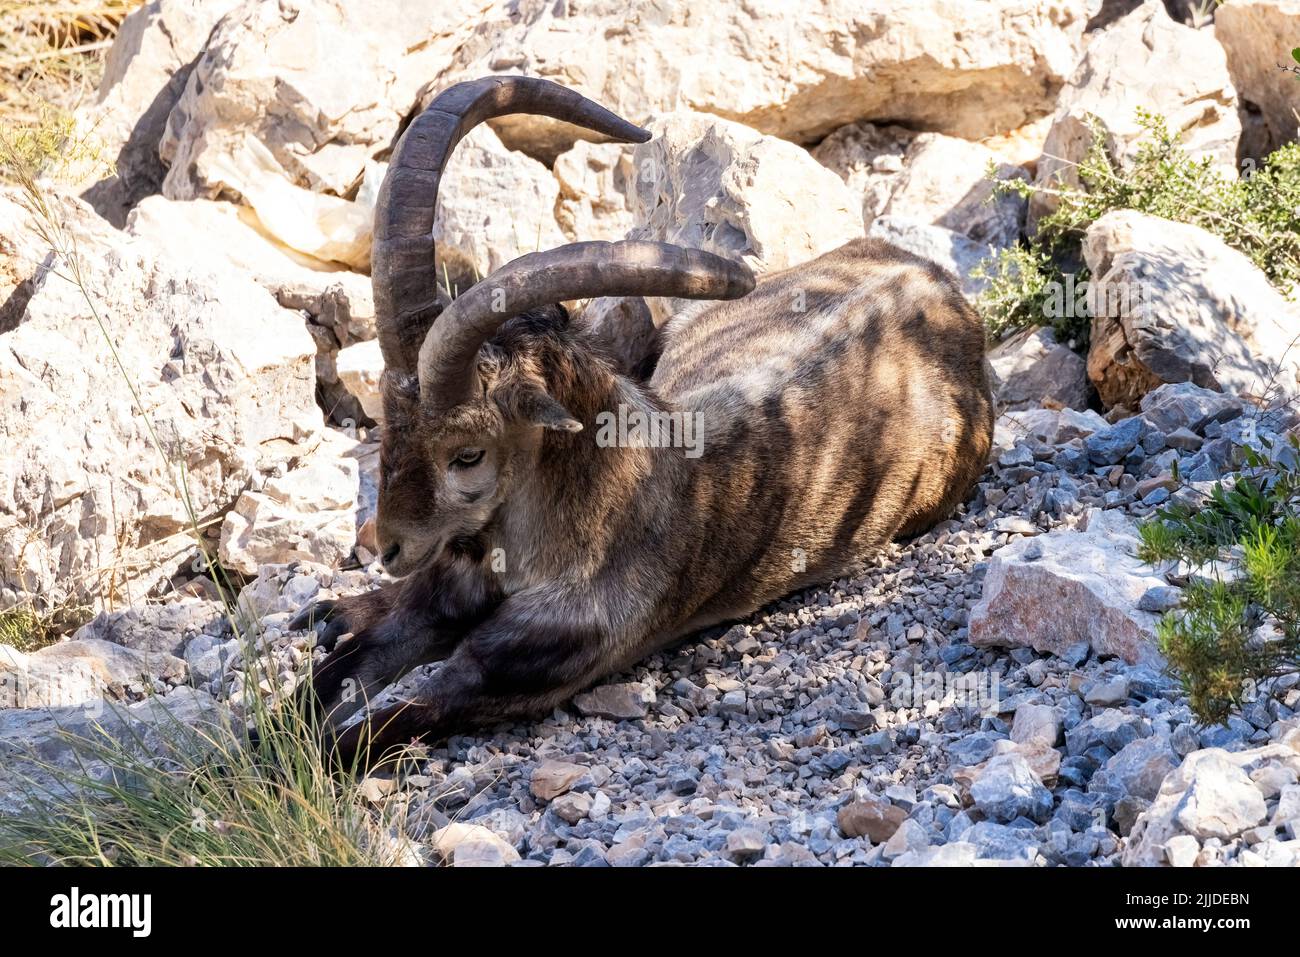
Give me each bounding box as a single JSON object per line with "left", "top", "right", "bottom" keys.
{"left": 285, "top": 76, "right": 994, "bottom": 768}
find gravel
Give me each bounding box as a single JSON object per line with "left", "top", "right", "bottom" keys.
{"left": 173, "top": 396, "right": 1300, "bottom": 866}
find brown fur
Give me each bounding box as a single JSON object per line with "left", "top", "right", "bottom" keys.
{"left": 300, "top": 236, "right": 993, "bottom": 766}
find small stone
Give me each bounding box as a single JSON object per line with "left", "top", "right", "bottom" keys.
{"left": 572, "top": 682, "right": 653, "bottom": 720}
{"left": 1163, "top": 834, "right": 1200, "bottom": 867}
{"left": 530, "top": 760, "right": 587, "bottom": 801}
{"left": 1082, "top": 676, "right": 1131, "bottom": 707}
{"left": 837, "top": 798, "right": 907, "bottom": 843}
{"left": 1010, "top": 703, "right": 1061, "bottom": 747}
{"left": 724, "top": 829, "right": 768, "bottom": 863}
{"left": 552, "top": 791, "right": 593, "bottom": 824}
{"left": 970, "top": 753, "right": 1053, "bottom": 824}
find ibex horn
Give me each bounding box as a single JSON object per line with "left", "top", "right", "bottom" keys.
{"left": 372, "top": 76, "right": 653, "bottom": 374}
{"left": 417, "top": 240, "right": 755, "bottom": 411}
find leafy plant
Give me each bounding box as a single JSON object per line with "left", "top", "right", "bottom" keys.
{"left": 978, "top": 109, "right": 1300, "bottom": 343}
{"left": 1139, "top": 438, "right": 1300, "bottom": 725}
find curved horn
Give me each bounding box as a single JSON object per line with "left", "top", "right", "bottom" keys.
{"left": 372, "top": 76, "right": 652, "bottom": 373}
{"left": 417, "top": 240, "right": 755, "bottom": 411}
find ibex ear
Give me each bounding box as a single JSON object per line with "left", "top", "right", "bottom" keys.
{"left": 516, "top": 386, "right": 583, "bottom": 433}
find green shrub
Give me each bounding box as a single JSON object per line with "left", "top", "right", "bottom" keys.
{"left": 1138, "top": 439, "right": 1300, "bottom": 725}
{"left": 977, "top": 110, "right": 1300, "bottom": 344}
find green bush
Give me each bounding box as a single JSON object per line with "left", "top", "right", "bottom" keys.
{"left": 1138, "top": 439, "right": 1300, "bottom": 726}
{"left": 977, "top": 110, "right": 1300, "bottom": 344}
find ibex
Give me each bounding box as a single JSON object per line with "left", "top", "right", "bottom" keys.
{"left": 288, "top": 76, "right": 993, "bottom": 765}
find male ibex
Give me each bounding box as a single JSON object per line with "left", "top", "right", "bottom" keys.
{"left": 289, "top": 76, "right": 993, "bottom": 763}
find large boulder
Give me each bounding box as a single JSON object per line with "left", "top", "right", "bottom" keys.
{"left": 622, "top": 111, "right": 864, "bottom": 325}
{"left": 0, "top": 639, "right": 186, "bottom": 708}
{"left": 1031, "top": 2, "right": 1240, "bottom": 230}
{"left": 1215, "top": 1, "right": 1300, "bottom": 159}
{"left": 878, "top": 133, "right": 1029, "bottom": 248}
{"left": 155, "top": 0, "right": 496, "bottom": 267}
{"left": 437, "top": 0, "right": 1087, "bottom": 160}
{"left": 969, "top": 508, "right": 1167, "bottom": 667}
{"left": 78, "top": 0, "right": 242, "bottom": 225}
{"left": 0, "top": 188, "right": 318, "bottom": 615}
{"left": 1083, "top": 210, "right": 1300, "bottom": 409}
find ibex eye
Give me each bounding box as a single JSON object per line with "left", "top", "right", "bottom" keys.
{"left": 451, "top": 448, "right": 485, "bottom": 468}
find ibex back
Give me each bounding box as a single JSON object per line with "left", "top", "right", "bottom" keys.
{"left": 289, "top": 76, "right": 994, "bottom": 764}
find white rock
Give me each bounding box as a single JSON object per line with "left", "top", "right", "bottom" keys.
{"left": 157, "top": 0, "right": 496, "bottom": 269}
{"left": 430, "top": 125, "right": 567, "bottom": 295}
{"left": 218, "top": 431, "right": 361, "bottom": 576}
{"left": 77, "top": 0, "right": 243, "bottom": 224}
{"left": 439, "top": 0, "right": 1086, "bottom": 158}
{"left": 1125, "top": 741, "right": 1300, "bottom": 866}
{"left": 553, "top": 140, "right": 636, "bottom": 242}
{"left": 992, "top": 406, "right": 1108, "bottom": 450}
{"left": 987, "top": 326, "right": 1089, "bottom": 411}
{"left": 429, "top": 822, "right": 521, "bottom": 867}
{"left": 969, "top": 509, "right": 1167, "bottom": 666}
{"left": 1163, "top": 833, "right": 1200, "bottom": 868}
{"left": 335, "top": 340, "right": 385, "bottom": 423}
{"left": 0, "top": 188, "right": 318, "bottom": 614}
{"left": 1083, "top": 210, "right": 1300, "bottom": 408}
{"left": 1031, "top": 2, "right": 1240, "bottom": 229}
{"left": 626, "top": 111, "right": 864, "bottom": 326}
{"left": 879, "top": 133, "right": 1028, "bottom": 248}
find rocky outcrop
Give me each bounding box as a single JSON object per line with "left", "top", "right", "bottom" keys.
{"left": 1083, "top": 210, "right": 1300, "bottom": 409}
{"left": 78, "top": 0, "right": 242, "bottom": 225}
{"left": 438, "top": 0, "right": 1087, "bottom": 159}
{"left": 0, "top": 188, "right": 319, "bottom": 615}
{"left": 1031, "top": 2, "right": 1240, "bottom": 230}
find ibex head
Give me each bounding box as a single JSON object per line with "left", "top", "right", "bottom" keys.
{"left": 370, "top": 77, "right": 753, "bottom": 576}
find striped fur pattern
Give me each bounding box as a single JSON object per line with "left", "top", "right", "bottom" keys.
{"left": 302, "top": 236, "right": 993, "bottom": 765}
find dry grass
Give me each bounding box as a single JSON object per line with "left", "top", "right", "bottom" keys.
{"left": 0, "top": 0, "right": 143, "bottom": 126}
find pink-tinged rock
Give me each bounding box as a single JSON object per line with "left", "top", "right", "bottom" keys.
{"left": 969, "top": 509, "right": 1166, "bottom": 667}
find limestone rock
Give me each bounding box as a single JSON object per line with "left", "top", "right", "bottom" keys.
{"left": 987, "top": 327, "right": 1090, "bottom": 411}
{"left": 1083, "top": 210, "right": 1300, "bottom": 408}
{"left": 553, "top": 140, "right": 636, "bottom": 242}
{"left": 811, "top": 121, "right": 916, "bottom": 227}
{"left": 218, "top": 431, "right": 361, "bottom": 576}
{"left": 438, "top": 0, "right": 1087, "bottom": 159}
{"left": 626, "top": 111, "right": 864, "bottom": 325}
{"left": 879, "top": 133, "right": 1029, "bottom": 248}
{"left": 0, "top": 188, "right": 318, "bottom": 614}
{"left": 1031, "top": 2, "right": 1240, "bottom": 229}
{"left": 969, "top": 508, "right": 1167, "bottom": 666}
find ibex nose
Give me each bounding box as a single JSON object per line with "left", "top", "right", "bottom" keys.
{"left": 381, "top": 542, "right": 401, "bottom": 568}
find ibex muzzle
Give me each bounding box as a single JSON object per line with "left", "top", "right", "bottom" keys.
{"left": 288, "top": 76, "right": 994, "bottom": 765}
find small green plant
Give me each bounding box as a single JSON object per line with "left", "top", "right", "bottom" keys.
{"left": 1139, "top": 438, "right": 1300, "bottom": 726}
{"left": 0, "top": 605, "right": 57, "bottom": 653}
{"left": 0, "top": 686, "right": 423, "bottom": 866}
{"left": 978, "top": 109, "right": 1300, "bottom": 343}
